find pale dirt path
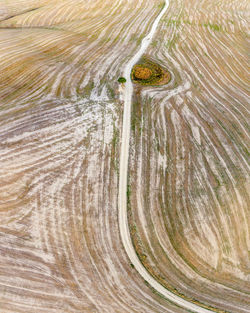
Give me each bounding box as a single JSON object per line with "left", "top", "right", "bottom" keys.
{"left": 118, "top": 1, "right": 214, "bottom": 312}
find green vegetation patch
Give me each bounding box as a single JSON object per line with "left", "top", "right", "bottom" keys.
{"left": 118, "top": 77, "right": 126, "bottom": 83}
{"left": 203, "top": 22, "right": 222, "bottom": 31}
{"left": 131, "top": 59, "right": 171, "bottom": 86}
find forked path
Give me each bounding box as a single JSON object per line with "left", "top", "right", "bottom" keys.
{"left": 118, "top": 1, "right": 213, "bottom": 312}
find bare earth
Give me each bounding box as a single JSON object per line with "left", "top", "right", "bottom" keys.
{"left": 129, "top": 0, "right": 249, "bottom": 312}
{"left": 0, "top": 0, "right": 249, "bottom": 312}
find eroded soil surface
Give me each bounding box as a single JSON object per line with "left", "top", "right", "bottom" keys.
{"left": 0, "top": 0, "right": 249, "bottom": 312}
{"left": 128, "top": 0, "right": 249, "bottom": 312}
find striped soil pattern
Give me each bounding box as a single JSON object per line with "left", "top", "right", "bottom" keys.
{"left": 128, "top": 0, "right": 249, "bottom": 312}
{"left": 0, "top": 0, "right": 249, "bottom": 312}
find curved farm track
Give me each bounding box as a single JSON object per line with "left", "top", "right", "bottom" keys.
{"left": 0, "top": 0, "right": 249, "bottom": 312}
{"left": 128, "top": 0, "right": 249, "bottom": 312}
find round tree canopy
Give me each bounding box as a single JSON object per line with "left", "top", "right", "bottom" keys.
{"left": 118, "top": 77, "right": 126, "bottom": 83}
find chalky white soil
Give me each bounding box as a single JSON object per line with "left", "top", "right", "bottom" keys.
{"left": 128, "top": 0, "right": 249, "bottom": 312}
{"left": 0, "top": 0, "right": 249, "bottom": 312}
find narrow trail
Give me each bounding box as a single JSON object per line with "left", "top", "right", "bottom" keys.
{"left": 118, "top": 1, "right": 213, "bottom": 312}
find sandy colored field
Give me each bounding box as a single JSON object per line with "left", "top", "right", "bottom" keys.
{"left": 0, "top": 1, "right": 186, "bottom": 312}
{"left": 128, "top": 0, "right": 249, "bottom": 312}
{"left": 0, "top": 0, "right": 249, "bottom": 312}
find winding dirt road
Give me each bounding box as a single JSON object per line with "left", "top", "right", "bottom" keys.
{"left": 118, "top": 1, "right": 213, "bottom": 312}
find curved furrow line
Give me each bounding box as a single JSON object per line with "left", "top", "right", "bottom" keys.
{"left": 1, "top": 2, "right": 189, "bottom": 311}
{"left": 128, "top": 0, "right": 249, "bottom": 312}
{"left": 0, "top": 1, "right": 166, "bottom": 104}
{"left": 1, "top": 0, "right": 249, "bottom": 312}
